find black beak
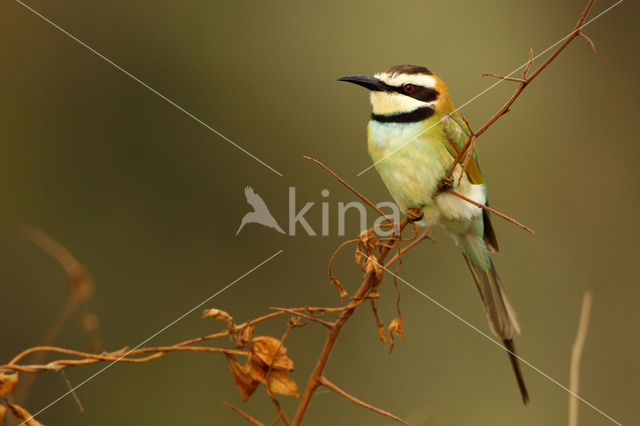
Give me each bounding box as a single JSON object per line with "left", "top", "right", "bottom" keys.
{"left": 337, "top": 75, "right": 387, "bottom": 91}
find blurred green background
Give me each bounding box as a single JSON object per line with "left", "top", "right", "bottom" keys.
{"left": 1, "top": 0, "right": 638, "bottom": 424}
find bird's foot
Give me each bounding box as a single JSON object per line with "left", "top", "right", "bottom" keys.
{"left": 407, "top": 208, "right": 424, "bottom": 223}
{"left": 439, "top": 176, "right": 453, "bottom": 192}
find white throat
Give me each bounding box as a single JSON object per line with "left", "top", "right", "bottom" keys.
{"left": 369, "top": 91, "right": 434, "bottom": 115}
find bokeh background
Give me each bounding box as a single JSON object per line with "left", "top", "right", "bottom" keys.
{"left": 1, "top": 0, "right": 638, "bottom": 424}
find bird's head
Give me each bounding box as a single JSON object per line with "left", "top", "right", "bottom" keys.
{"left": 338, "top": 65, "right": 453, "bottom": 122}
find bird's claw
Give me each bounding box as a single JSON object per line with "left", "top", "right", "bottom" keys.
{"left": 407, "top": 208, "right": 424, "bottom": 223}
{"left": 439, "top": 177, "right": 453, "bottom": 192}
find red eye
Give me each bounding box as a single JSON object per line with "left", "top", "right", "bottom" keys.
{"left": 403, "top": 84, "right": 415, "bottom": 93}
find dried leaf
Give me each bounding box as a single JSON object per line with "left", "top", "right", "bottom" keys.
{"left": 388, "top": 317, "right": 405, "bottom": 353}
{"left": 359, "top": 228, "right": 379, "bottom": 254}
{"left": 250, "top": 336, "right": 294, "bottom": 371}
{"left": 263, "top": 370, "right": 299, "bottom": 398}
{"left": 370, "top": 301, "right": 387, "bottom": 344}
{"left": 225, "top": 354, "right": 259, "bottom": 402}
{"left": 7, "top": 403, "right": 45, "bottom": 426}
{"left": 248, "top": 354, "right": 299, "bottom": 398}
{"left": 246, "top": 336, "right": 299, "bottom": 398}
{"left": 354, "top": 247, "right": 363, "bottom": 269}
{"left": 0, "top": 370, "right": 18, "bottom": 395}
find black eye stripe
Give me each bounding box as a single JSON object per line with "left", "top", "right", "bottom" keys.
{"left": 394, "top": 85, "right": 438, "bottom": 102}
{"left": 375, "top": 79, "right": 439, "bottom": 102}
{"left": 378, "top": 81, "right": 439, "bottom": 102}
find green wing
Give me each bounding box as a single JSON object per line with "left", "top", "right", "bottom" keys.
{"left": 441, "top": 112, "right": 483, "bottom": 184}
{"left": 442, "top": 113, "right": 499, "bottom": 252}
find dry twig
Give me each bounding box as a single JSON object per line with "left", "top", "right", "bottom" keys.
{"left": 16, "top": 227, "right": 101, "bottom": 403}
{"left": 304, "top": 156, "right": 392, "bottom": 222}
{"left": 569, "top": 291, "right": 593, "bottom": 426}
{"left": 442, "top": 0, "right": 597, "bottom": 235}
{"left": 453, "top": 0, "right": 597, "bottom": 179}
{"left": 223, "top": 401, "right": 264, "bottom": 426}
{"left": 319, "top": 376, "right": 408, "bottom": 424}
{"left": 446, "top": 189, "right": 535, "bottom": 235}
{"left": 269, "top": 308, "right": 334, "bottom": 329}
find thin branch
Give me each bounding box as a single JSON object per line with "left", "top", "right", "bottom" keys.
{"left": 457, "top": 135, "right": 478, "bottom": 186}
{"left": 578, "top": 31, "right": 597, "bottom": 53}
{"left": 243, "top": 311, "right": 290, "bottom": 328}
{"left": 164, "top": 330, "right": 235, "bottom": 348}
{"left": 526, "top": 0, "right": 595, "bottom": 83}
{"left": 3, "top": 345, "right": 249, "bottom": 373}
{"left": 481, "top": 73, "right": 526, "bottom": 83}
{"left": 385, "top": 225, "right": 434, "bottom": 268}
{"left": 524, "top": 48, "right": 534, "bottom": 77}
{"left": 328, "top": 238, "right": 359, "bottom": 299}
{"left": 223, "top": 401, "right": 264, "bottom": 426}
{"left": 269, "top": 308, "right": 335, "bottom": 329}
{"left": 304, "top": 156, "right": 392, "bottom": 222}
{"left": 291, "top": 218, "right": 410, "bottom": 425}
{"left": 22, "top": 227, "right": 92, "bottom": 295}
{"left": 319, "top": 376, "right": 408, "bottom": 425}
{"left": 16, "top": 227, "right": 100, "bottom": 403}
{"left": 445, "top": 189, "right": 535, "bottom": 236}
{"left": 59, "top": 370, "right": 84, "bottom": 413}
{"left": 445, "top": 0, "right": 597, "bottom": 217}
{"left": 569, "top": 291, "right": 593, "bottom": 426}
{"left": 475, "top": 0, "right": 595, "bottom": 140}
{"left": 267, "top": 394, "right": 289, "bottom": 426}
{"left": 303, "top": 306, "right": 351, "bottom": 313}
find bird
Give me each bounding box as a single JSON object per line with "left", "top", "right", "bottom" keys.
{"left": 236, "top": 186, "right": 285, "bottom": 235}
{"left": 338, "top": 65, "right": 529, "bottom": 404}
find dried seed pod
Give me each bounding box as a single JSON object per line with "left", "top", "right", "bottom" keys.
{"left": 202, "top": 308, "right": 235, "bottom": 330}
{"left": 388, "top": 317, "right": 405, "bottom": 353}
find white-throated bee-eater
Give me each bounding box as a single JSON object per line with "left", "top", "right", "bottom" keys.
{"left": 339, "top": 64, "right": 529, "bottom": 404}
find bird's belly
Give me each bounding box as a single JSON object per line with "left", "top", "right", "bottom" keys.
{"left": 368, "top": 121, "right": 485, "bottom": 229}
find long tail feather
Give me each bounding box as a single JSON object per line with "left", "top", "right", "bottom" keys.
{"left": 462, "top": 255, "right": 515, "bottom": 339}
{"left": 504, "top": 339, "right": 530, "bottom": 404}
{"left": 459, "top": 233, "right": 529, "bottom": 403}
